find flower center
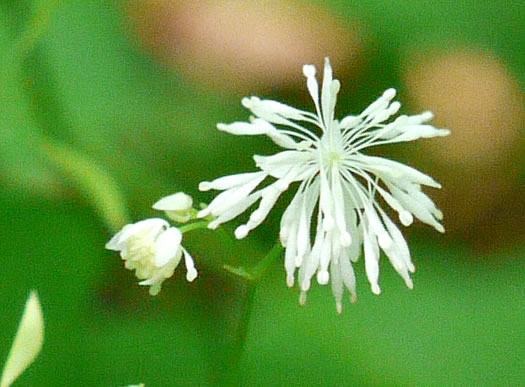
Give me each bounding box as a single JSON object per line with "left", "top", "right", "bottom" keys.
{"left": 128, "top": 236, "right": 155, "bottom": 258}
{"left": 328, "top": 150, "right": 342, "bottom": 166}
{"left": 319, "top": 132, "right": 345, "bottom": 169}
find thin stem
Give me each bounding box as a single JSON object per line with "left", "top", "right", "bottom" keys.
{"left": 219, "top": 283, "right": 257, "bottom": 384}
{"left": 223, "top": 241, "right": 284, "bottom": 282}
{"left": 10, "top": 0, "right": 61, "bottom": 64}
{"left": 216, "top": 225, "right": 236, "bottom": 244}
{"left": 178, "top": 220, "right": 210, "bottom": 234}
{"left": 41, "top": 140, "right": 131, "bottom": 233}
{"left": 219, "top": 241, "right": 283, "bottom": 383}
{"left": 250, "top": 242, "right": 284, "bottom": 281}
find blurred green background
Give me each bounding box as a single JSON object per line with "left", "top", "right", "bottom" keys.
{"left": 1, "top": 0, "right": 523, "bottom": 385}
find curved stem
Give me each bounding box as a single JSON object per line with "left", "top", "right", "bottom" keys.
{"left": 251, "top": 242, "right": 284, "bottom": 281}
{"left": 178, "top": 220, "right": 210, "bottom": 234}
{"left": 223, "top": 241, "right": 284, "bottom": 282}
{"left": 41, "top": 140, "right": 130, "bottom": 233}
{"left": 10, "top": 0, "right": 61, "bottom": 64}
{"left": 219, "top": 241, "right": 284, "bottom": 383}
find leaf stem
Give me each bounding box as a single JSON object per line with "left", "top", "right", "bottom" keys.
{"left": 223, "top": 241, "right": 284, "bottom": 282}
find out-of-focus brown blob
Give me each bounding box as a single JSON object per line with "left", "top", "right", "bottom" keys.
{"left": 127, "top": 0, "right": 362, "bottom": 92}
{"left": 404, "top": 50, "right": 524, "bottom": 246}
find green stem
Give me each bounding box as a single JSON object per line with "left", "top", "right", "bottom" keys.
{"left": 219, "top": 242, "right": 284, "bottom": 383}
{"left": 216, "top": 226, "right": 236, "bottom": 245}
{"left": 218, "top": 280, "right": 257, "bottom": 385}
{"left": 208, "top": 241, "right": 286, "bottom": 384}
{"left": 223, "top": 241, "right": 284, "bottom": 282}
{"left": 251, "top": 242, "right": 284, "bottom": 281}
{"left": 234, "top": 285, "right": 256, "bottom": 381}
{"left": 178, "top": 220, "right": 210, "bottom": 234}
{"left": 11, "top": 0, "right": 60, "bottom": 63}
{"left": 41, "top": 139, "right": 130, "bottom": 233}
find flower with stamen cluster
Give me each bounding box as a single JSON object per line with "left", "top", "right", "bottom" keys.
{"left": 199, "top": 58, "right": 449, "bottom": 313}
{"left": 106, "top": 218, "right": 197, "bottom": 295}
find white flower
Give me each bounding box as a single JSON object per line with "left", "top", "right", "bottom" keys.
{"left": 153, "top": 192, "right": 194, "bottom": 223}
{"left": 199, "top": 58, "right": 449, "bottom": 313}
{"left": 106, "top": 218, "right": 197, "bottom": 295}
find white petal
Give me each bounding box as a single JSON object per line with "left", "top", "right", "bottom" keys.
{"left": 267, "top": 131, "right": 309, "bottom": 150}
{"left": 367, "top": 100, "right": 401, "bottom": 126}
{"left": 199, "top": 173, "right": 267, "bottom": 217}
{"left": 330, "top": 169, "right": 351, "bottom": 246}
{"left": 407, "top": 111, "right": 434, "bottom": 124}
{"left": 363, "top": 228, "right": 381, "bottom": 295}
{"left": 182, "top": 247, "right": 198, "bottom": 282}
{"left": 353, "top": 154, "right": 441, "bottom": 188}
{"left": 360, "top": 88, "right": 396, "bottom": 117}
{"left": 208, "top": 191, "right": 262, "bottom": 229}
{"left": 330, "top": 260, "right": 344, "bottom": 313}
{"left": 381, "top": 214, "right": 414, "bottom": 272}
{"left": 399, "top": 211, "right": 414, "bottom": 226}
{"left": 154, "top": 227, "right": 182, "bottom": 267}
{"left": 234, "top": 225, "right": 249, "bottom": 239}
{"left": 299, "top": 224, "right": 324, "bottom": 290}
{"left": 294, "top": 204, "right": 310, "bottom": 267}
{"left": 338, "top": 115, "right": 362, "bottom": 130}
{"left": 363, "top": 204, "right": 392, "bottom": 249}
{"left": 389, "top": 185, "right": 445, "bottom": 232}
{"left": 317, "top": 269, "right": 330, "bottom": 285}
{"left": 254, "top": 151, "right": 313, "bottom": 179}
{"left": 251, "top": 98, "right": 310, "bottom": 121}
{"left": 370, "top": 115, "right": 409, "bottom": 140}
{"left": 303, "top": 64, "right": 316, "bottom": 78}
{"left": 340, "top": 254, "right": 357, "bottom": 302}
{"left": 317, "top": 232, "right": 333, "bottom": 281}
{"left": 217, "top": 120, "right": 271, "bottom": 136}
{"left": 241, "top": 183, "right": 285, "bottom": 236}
{"left": 344, "top": 209, "right": 362, "bottom": 262}
{"left": 389, "top": 125, "right": 450, "bottom": 143}
{"left": 152, "top": 192, "right": 193, "bottom": 211}
{"left": 138, "top": 277, "right": 156, "bottom": 286}
{"left": 372, "top": 184, "right": 413, "bottom": 226}
{"left": 319, "top": 168, "right": 335, "bottom": 231}
{"left": 321, "top": 57, "right": 335, "bottom": 126}
{"left": 280, "top": 189, "right": 303, "bottom": 245}
{"left": 199, "top": 171, "right": 266, "bottom": 191}
{"left": 299, "top": 291, "right": 308, "bottom": 306}
{"left": 296, "top": 186, "right": 319, "bottom": 264}
{"left": 164, "top": 211, "right": 193, "bottom": 224}
{"left": 409, "top": 188, "right": 444, "bottom": 220}
{"left": 303, "top": 64, "right": 320, "bottom": 115}
{"left": 284, "top": 227, "right": 298, "bottom": 287}
{"left": 242, "top": 96, "right": 313, "bottom": 126}
{"left": 379, "top": 212, "right": 415, "bottom": 285}
{"left": 106, "top": 218, "right": 167, "bottom": 251}
{"left": 105, "top": 224, "right": 132, "bottom": 250}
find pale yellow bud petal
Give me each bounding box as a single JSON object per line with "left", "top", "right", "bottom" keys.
{"left": 1, "top": 291, "right": 44, "bottom": 387}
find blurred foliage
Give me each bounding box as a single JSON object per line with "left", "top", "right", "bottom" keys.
{"left": 0, "top": 0, "right": 523, "bottom": 385}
